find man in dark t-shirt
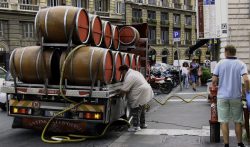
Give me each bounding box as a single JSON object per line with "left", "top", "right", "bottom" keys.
{"left": 190, "top": 59, "right": 199, "bottom": 91}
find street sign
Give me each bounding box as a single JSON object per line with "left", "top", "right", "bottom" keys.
{"left": 173, "top": 30, "right": 180, "bottom": 42}
{"left": 197, "top": 0, "right": 228, "bottom": 39}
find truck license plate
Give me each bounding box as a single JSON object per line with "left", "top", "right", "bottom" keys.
{"left": 44, "top": 110, "right": 64, "bottom": 117}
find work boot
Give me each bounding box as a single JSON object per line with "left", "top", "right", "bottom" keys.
{"left": 140, "top": 124, "right": 148, "bottom": 129}
{"left": 238, "top": 143, "right": 247, "bottom": 147}
{"left": 128, "top": 126, "right": 141, "bottom": 132}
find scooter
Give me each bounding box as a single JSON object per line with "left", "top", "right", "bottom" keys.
{"left": 149, "top": 71, "right": 173, "bottom": 94}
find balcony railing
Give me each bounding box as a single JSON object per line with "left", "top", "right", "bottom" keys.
{"left": 161, "top": 39, "right": 169, "bottom": 45}
{"left": 95, "top": 11, "right": 110, "bottom": 17}
{"left": 184, "top": 40, "right": 192, "bottom": 45}
{"left": 0, "top": 2, "right": 8, "bottom": 8}
{"left": 185, "top": 5, "right": 193, "bottom": 10}
{"left": 149, "top": 39, "right": 156, "bottom": 44}
{"left": 20, "top": 4, "right": 39, "bottom": 11}
{"left": 162, "top": 2, "right": 169, "bottom": 7}
{"left": 147, "top": 19, "right": 157, "bottom": 25}
{"left": 160, "top": 20, "right": 169, "bottom": 26}
{"left": 173, "top": 3, "right": 182, "bottom": 9}
{"left": 132, "top": 17, "right": 143, "bottom": 23}
{"left": 185, "top": 23, "right": 192, "bottom": 28}
{"left": 174, "top": 22, "right": 181, "bottom": 28}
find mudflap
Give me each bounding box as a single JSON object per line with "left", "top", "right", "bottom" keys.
{"left": 12, "top": 117, "right": 108, "bottom": 135}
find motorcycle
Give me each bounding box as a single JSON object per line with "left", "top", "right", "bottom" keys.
{"left": 149, "top": 71, "right": 173, "bottom": 94}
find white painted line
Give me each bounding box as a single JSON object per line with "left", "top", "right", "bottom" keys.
{"left": 135, "top": 126, "right": 236, "bottom": 137}
{"left": 167, "top": 99, "right": 208, "bottom": 102}
{"left": 175, "top": 92, "right": 208, "bottom": 95}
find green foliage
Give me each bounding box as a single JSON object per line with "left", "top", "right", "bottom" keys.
{"left": 201, "top": 67, "right": 212, "bottom": 84}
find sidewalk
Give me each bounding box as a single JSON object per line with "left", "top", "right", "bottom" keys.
{"left": 110, "top": 85, "right": 248, "bottom": 147}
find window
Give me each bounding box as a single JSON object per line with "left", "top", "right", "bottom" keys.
{"left": 173, "top": 14, "right": 180, "bottom": 25}
{"left": 95, "top": 0, "right": 108, "bottom": 11}
{"left": 185, "top": 30, "right": 191, "bottom": 44}
{"left": 47, "top": 0, "right": 61, "bottom": 6}
{"left": 148, "top": 0, "right": 156, "bottom": 5}
{"left": 22, "top": 22, "right": 34, "bottom": 38}
{"left": 161, "top": 27, "right": 169, "bottom": 44}
{"left": 148, "top": 27, "right": 156, "bottom": 44}
{"left": 19, "top": 0, "right": 32, "bottom": 4}
{"left": 0, "top": 21, "right": 4, "bottom": 37}
{"left": 148, "top": 11, "right": 156, "bottom": 19}
{"left": 184, "top": 0, "right": 191, "bottom": 5}
{"left": 72, "top": 0, "right": 87, "bottom": 8}
{"left": 132, "top": 9, "right": 142, "bottom": 18}
{"left": 115, "top": 1, "right": 123, "bottom": 14}
{"left": 185, "top": 16, "right": 192, "bottom": 25}
{"left": 161, "top": 13, "right": 168, "bottom": 20}
{"left": 173, "top": 0, "right": 180, "bottom": 3}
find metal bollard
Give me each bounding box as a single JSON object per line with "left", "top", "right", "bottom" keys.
{"left": 209, "top": 86, "right": 220, "bottom": 143}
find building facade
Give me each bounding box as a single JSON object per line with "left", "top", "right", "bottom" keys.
{"left": 220, "top": 0, "right": 250, "bottom": 70}
{"left": 0, "top": 0, "right": 125, "bottom": 69}
{"left": 125, "top": 0, "right": 207, "bottom": 64}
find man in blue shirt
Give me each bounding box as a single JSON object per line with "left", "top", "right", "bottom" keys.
{"left": 212, "top": 45, "right": 249, "bottom": 147}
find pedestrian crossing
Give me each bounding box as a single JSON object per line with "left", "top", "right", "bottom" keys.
{"left": 135, "top": 126, "right": 236, "bottom": 137}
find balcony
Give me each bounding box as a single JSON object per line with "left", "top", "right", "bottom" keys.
{"left": 185, "top": 23, "right": 192, "bottom": 29}
{"left": 0, "top": 1, "right": 9, "bottom": 8}
{"left": 20, "top": 4, "right": 39, "bottom": 11}
{"left": 185, "top": 5, "right": 193, "bottom": 10}
{"left": 160, "top": 20, "right": 169, "bottom": 26}
{"left": 162, "top": 2, "right": 169, "bottom": 7}
{"left": 147, "top": 19, "right": 157, "bottom": 25}
{"left": 95, "top": 11, "right": 110, "bottom": 17}
{"left": 149, "top": 39, "right": 156, "bottom": 44}
{"left": 161, "top": 39, "right": 169, "bottom": 45}
{"left": 173, "top": 3, "right": 182, "bottom": 9}
{"left": 184, "top": 40, "right": 192, "bottom": 45}
{"left": 132, "top": 17, "right": 143, "bottom": 23}
{"left": 133, "top": 0, "right": 144, "bottom": 3}
{"left": 174, "top": 22, "right": 181, "bottom": 28}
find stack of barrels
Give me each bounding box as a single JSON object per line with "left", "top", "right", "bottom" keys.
{"left": 10, "top": 6, "right": 141, "bottom": 86}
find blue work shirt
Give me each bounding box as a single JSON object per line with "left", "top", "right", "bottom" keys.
{"left": 213, "top": 57, "right": 248, "bottom": 99}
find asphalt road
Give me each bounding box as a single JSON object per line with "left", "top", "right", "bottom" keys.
{"left": 0, "top": 86, "right": 247, "bottom": 147}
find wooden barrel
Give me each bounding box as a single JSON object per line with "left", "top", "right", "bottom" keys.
{"left": 60, "top": 46, "right": 113, "bottom": 85}
{"left": 120, "top": 52, "right": 130, "bottom": 67}
{"left": 119, "top": 26, "right": 140, "bottom": 45}
{"left": 35, "top": 6, "right": 90, "bottom": 44}
{"left": 136, "top": 55, "right": 141, "bottom": 71}
{"left": 88, "top": 14, "right": 103, "bottom": 46}
{"left": 9, "top": 46, "right": 60, "bottom": 84}
{"left": 101, "top": 21, "right": 112, "bottom": 49}
{"left": 129, "top": 54, "right": 137, "bottom": 70}
{"left": 111, "top": 51, "right": 122, "bottom": 82}
{"left": 111, "top": 25, "right": 120, "bottom": 50}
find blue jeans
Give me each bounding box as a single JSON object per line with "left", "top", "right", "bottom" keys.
{"left": 182, "top": 74, "right": 189, "bottom": 88}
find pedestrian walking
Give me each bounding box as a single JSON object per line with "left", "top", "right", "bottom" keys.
{"left": 212, "top": 45, "right": 249, "bottom": 147}
{"left": 190, "top": 58, "right": 199, "bottom": 91}
{"left": 119, "top": 65, "right": 154, "bottom": 132}
{"left": 181, "top": 62, "right": 189, "bottom": 89}
{"left": 198, "top": 63, "right": 202, "bottom": 86}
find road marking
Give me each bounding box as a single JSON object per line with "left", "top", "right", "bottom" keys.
{"left": 135, "top": 126, "right": 236, "bottom": 137}
{"left": 167, "top": 99, "right": 208, "bottom": 102}
{"left": 175, "top": 92, "right": 208, "bottom": 95}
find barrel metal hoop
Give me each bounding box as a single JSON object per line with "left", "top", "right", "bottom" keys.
{"left": 75, "top": 8, "right": 90, "bottom": 44}
{"left": 120, "top": 26, "right": 137, "bottom": 45}
{"left": 19, "top": 47, "right": 26, "bottom": 80}
{"left": 34, "top": 11, "right": 39, "bottom": 36}
{"left": 64, "top": 7, "right": 70, "bottom": 41}
{"left": 89, "top": 49, "right": 95, "bottom": 81}
{"left": 45, "top": 8, "right": 50, "bottom": 38}
{"left": 36, "top": 48, "right": 42, "bottom": 80}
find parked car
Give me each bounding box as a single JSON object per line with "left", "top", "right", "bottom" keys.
{"left": 0, "top": 67, "right": 7, "bottom": 111}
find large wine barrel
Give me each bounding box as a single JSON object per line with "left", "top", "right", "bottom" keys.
{"left": 101, "top": 21, "right": 112, "bottom": 49}
{"left": 111, "top": 25, "right": 120, "bottom": 50}
{"left": 9, "top": 46, "right": 60, "bottom": 84}
{"left": 120, "top": 52, "right": 130, "bottom": 67}
{"left": 136, "top": 55, "right": 141, "bottom": 71}
{"left": 35, "top": 6, "right": 90, "bottom": 44}
{"left": 111, "top": 51, "right": 122, "bottom": 82}
{"left": 60, "top": 46, "right": 113, "bottom": 85}
{"left": 129, "top": 54, "right": 137, "bottom": 70}
{"left": 88, "top": 14, "right": 103, "bottom": 46}
{"left": 119, "top": 26, "right": 140, "bottom": 45}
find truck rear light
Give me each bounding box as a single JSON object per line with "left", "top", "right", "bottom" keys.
{"left": 11, "top": 107, "right": 32, "bottom": 115}
{"left": 78, "top": 112, "right": 103, "bottom": 120}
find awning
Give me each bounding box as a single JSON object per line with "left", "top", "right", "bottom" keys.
{"left": 188, "top": 39, "right": 209, "bottom": 54}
